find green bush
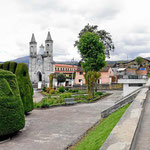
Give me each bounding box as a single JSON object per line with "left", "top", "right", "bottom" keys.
{"left": 60, "top": 93, "right": 72, "bottom": 99}
{"left": 65, "top": 87, "right": 69, "bottom": 91}
{"left": 40, "top": 98, "right": 51, "bottom": 108}
{"left": 68, "top": 89, "right": 79, "bottom": 93}
{"left": 148, "top": 72, "right": 150, "bottom": 78}
{"left": 0, "top": 69, "right": 25, "bottom": 137}
{"left": 95, "top": 91, "right": 103, "bottom": 96}
{"left": 58, "top": 86, "right": 65, "bottom": 93}
{"left": 3, "top": 61, "right": 10, "bottom": 70}
{"left": 49, "top": 89, "right": 55, "bottom": 94}
{"left": 15, "top": 63, "right": 34, "bottom": 113}
{"left": 42, "top": 86, "right": 47, "bottom": 92}
{"left": 34, "top": 97, "right": 64, "bottom": 108}
{"left": 0, "top": 63, "right": 3, "bottom": 69}
{"left": 9, "top": 61, "right": 17, "bottom": 74}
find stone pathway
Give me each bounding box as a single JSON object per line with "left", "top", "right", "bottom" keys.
{"left": 0, "top": 90, "right": 122, "bottom": 150}
{"left": 134, "top": 90, "right": 150, "bottom": 150}
{"left": 33, "top": 91, "right": 45, "bottom": 103}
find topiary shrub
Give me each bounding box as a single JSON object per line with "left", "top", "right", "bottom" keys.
{"left": 0, "top": 63, "right": 3, "bottom": 69}
{"left": 9, "top": 61, "right": 17, "bottom": 74}
{"left": 15, "top": 63, "right": 34, "bottom": 114}
{"left": 3, "top": 61, "right": 10, "bottom": 70}
{"left": 0, "top": 69, "right": 25, "bottom": 137}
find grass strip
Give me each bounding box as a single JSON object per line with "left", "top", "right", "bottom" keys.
{"left": 69, "top": 104, "right": 130, "bottom": 150}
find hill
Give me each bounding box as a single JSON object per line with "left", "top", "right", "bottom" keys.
{"left": 2, "top": 56, "right": 149, "bottom": 66}
{"left": 11, "top": 56, "right": 79, "bottom": 66}
{"left": 11, "top": 56, "right": 29, "bottom": 65}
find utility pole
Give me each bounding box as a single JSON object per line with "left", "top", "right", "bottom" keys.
{"left": 71, "top": 58, "right": 74, "bottom": 87}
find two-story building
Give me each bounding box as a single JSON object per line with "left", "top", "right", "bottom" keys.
{"left": 74, "top": 66, "right": 114, "bottom": 85}
{"left": 53, "top": 64, "right": 77, "bottom": 86}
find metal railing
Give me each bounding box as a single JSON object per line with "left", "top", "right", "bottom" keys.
{"left": 118, "top": 75, "right": 148, "bottom": 79}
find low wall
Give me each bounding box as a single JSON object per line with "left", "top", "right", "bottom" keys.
{"left": 72, "top": 83, "right": 123, "bottom": 90}
{"left": 101, "top": 88, "right": 140, "bottom": 118}
{"left": 100, "top": 79, "right": 150, "bottom": 150}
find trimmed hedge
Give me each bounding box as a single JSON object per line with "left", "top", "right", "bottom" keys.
{"left": 1, "top": 62, "right": 34, "bottom": 114}
{"left": 3, "top": 61, "right": 10, "bottom": 70}
{"left": 9, "top": 61, "right": 17, "bottom": 73}
{"left": 0, "top": 69, "right": 25, "bottom": 137}
{"left": 15, "top": 63, "right": 34, "bottom": 113}
{"left": 0, "top": 63, "right": 3, "bottom": 69}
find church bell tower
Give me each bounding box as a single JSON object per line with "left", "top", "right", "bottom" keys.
{"left": 29, "top": 33, "right": 37, "bottom": 57}
{"left": 45, "top": 31, "right": 53, "bottom": 61}
{"left": 29, "top": 32, "right": 54, "bottom": 86}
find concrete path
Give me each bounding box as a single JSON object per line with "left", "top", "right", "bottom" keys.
{"left": 0, "top": 90, "right": 122, "bottom": 150}
{"left": 134, "top": 90, "right": 150, "bottom": 150}
{"left": 33, "top": 91, "right": 45, "bottom": 103}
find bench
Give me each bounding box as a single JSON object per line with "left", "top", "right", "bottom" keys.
{"left": 64, "top": 98, "right": 77, "bottom": 105}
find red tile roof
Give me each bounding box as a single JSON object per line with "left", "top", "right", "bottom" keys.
{"left": 54, "top": 64, "right": 77, "bottom": 68}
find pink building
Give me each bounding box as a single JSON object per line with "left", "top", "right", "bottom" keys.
{"left": 98, "top": 67, "right": 114, "bottom": 84}
{"left": 75, "top": 66, "right": 114, "bottom": 85}
{"left": 75, "top": 67, "right": 86, "bottom": 85}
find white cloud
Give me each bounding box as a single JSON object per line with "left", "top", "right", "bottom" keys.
{"left": 0, "top": 0, "right": 150, "bottom": 62}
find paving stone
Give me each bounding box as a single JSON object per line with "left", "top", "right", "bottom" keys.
{"left": 0, "top": 90, "right": 122, "bottom": 150}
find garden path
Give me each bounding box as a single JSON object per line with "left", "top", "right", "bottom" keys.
{"left": 0, "top": 90, "right": 122, "bottom": 150}
{"left": 33, "top": 91, "right": 45, "bottom": 103}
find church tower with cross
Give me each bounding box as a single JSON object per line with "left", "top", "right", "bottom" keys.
{"left": 29, "top": 32, "right": 54, "bottom": 87}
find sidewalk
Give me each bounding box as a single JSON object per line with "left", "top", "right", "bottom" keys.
{"left": 33, "top": 91, "right": 45, "bottom": 103}
{"left": 134, "top": 90, "right": 150, "bottom": 150}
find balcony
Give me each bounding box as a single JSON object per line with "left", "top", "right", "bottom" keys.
{"left": 118, "top": 75, "right": 148, "bottom": 84}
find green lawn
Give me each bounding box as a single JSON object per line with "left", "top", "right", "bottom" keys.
{"left": 34, "top": 92, "right": 110, "bottom": 108}
{"left": 70, "top": 104, "right": 130, "bottom": 150}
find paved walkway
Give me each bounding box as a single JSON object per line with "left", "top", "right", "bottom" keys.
{"left": 33, "top": 91, "right": 45, "bottom": 103}
{"left": 134, "top": 90, "right": 150, "bottom": 150}
{"left": 0, "top": 90, "right": 122, "bottom": 150}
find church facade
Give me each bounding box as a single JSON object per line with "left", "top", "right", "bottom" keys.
{"left": 29, "top": 32, "right": 54, "bottom": 87}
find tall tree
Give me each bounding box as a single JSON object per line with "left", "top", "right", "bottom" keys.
{"left": 135, "top": 57, "right": 143, "bottom": 66}
{"left": 49, "top": 73, "right": 54, "bottom": 89}
{"left": 75, "top": 24, "right": 115, "bottom": 58}
{"left": 57, "top": 73, "right": 66, "bottom": 86}
{"left": 77, "top": 31, "right": 106, "bottom": 99}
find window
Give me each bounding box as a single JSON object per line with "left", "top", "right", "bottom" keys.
{"left": 129, "top": 83, "right": 143, "bottom": 87}
{"left": 79, "top": 72, "right": 83, "bottom": 75}
{"left": 79, "top": 79, "right": 82, "bottom": 82}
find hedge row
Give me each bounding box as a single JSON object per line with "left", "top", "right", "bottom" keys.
{"left": 0, "top": 69, "right": 25, "bottom": 137}
{"left": 1, "top": 61, "right": 33, "bottom": 114}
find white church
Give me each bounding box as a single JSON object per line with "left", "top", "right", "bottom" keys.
{"left": 29, "top": 32, "right": 54, "bottom": 88}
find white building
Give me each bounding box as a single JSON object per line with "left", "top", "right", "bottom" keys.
{"left": 29, "top": 32, "right": 54, "bottom": 88}
{"left": 118, "top": 75, "right": 148, "bottom": 96}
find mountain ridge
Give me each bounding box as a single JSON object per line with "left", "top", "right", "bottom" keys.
{"left": 1, "top": 56, "right": 150, "bottom": 66}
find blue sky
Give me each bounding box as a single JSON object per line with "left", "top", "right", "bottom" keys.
{"left": 0, "top": 0, "right": 150, "bottom": 62}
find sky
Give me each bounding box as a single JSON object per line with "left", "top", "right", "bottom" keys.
{"left": 0, "top": 0, "right": 150, "bottom": 62}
